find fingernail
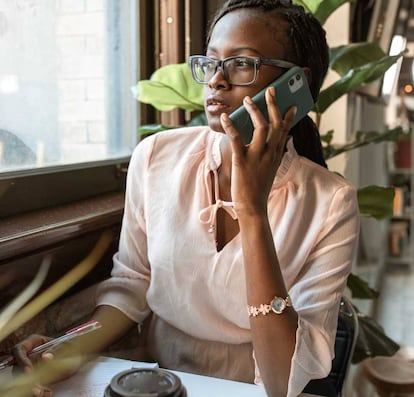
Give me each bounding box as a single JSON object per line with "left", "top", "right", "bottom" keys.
{"left": 220, "top": 113, "right": 230, "bottom": 127}
{"left": 292, "top": 106, "right": 298, "bottom": 116}
{"left": 268, "top": 86, "right": 275, "bottom": 96}
{"left": 42, "top": 352, "right": 54, "bottom": 361}
{"left": 244, "top": 96, "right": 253, "bottom": 104}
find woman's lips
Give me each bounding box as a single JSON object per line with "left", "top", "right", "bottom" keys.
{"left": 206, "top": 97, "right": 229, "bottom": 115}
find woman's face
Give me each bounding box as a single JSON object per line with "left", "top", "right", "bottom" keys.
{"left": 205, "top": 9, "right": 289, "bottom": 132}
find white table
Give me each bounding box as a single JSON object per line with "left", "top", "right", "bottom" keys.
{"left": 50, "top": 356, "right": 321, "bottom": 397}
{"left": 0, "top": 356, "right": 321, "bottom": 396}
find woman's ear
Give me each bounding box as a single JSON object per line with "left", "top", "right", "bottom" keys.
{"left": 302, "top": 67, "right": 312, "bottom": 85}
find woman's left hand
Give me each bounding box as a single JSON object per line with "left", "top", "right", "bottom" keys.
{"left": 220, "top": 86, "right": 296, "bottom": 217}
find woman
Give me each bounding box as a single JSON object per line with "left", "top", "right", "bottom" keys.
{"left": 13, "top": 1, "right": 359, "bottom": 396}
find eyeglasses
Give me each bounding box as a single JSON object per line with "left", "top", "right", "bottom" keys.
{"left": 189, "top": 55, "right": 297, "bottom": 86}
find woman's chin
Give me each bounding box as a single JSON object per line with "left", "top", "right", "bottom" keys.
{"left": 206, "top": 116, "right": 225, "bottom": 133}
{"left": 210, "top": 126, "right": 225, "bottom": 133}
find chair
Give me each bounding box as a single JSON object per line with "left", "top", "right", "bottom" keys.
{"left": 302, "top": 296, "right": 359, "bottom": 397}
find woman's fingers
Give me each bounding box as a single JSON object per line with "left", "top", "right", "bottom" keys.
{"left": 265, "top": 86, "right": 283, "bottom": 125}
{"left": 266, "top": 87, "right": 296, "bottom": 152}
{"left": 11, "top": 335, "right": 65, "bottom": 396}
{"left": 220, "top": 86, "right": 296, "bottom": 157}
{"left": 32, "top": 384, "right": 53, "bottom": 397}
{"left": 242, "top": 96, "right": 269, "bottom": 147}
{"left": 12, "top": 334, "right": 52, "bottom": 370}
{"left": 220, "top": 113, "right": 245, "bottom": 156}
{"left": 242, "top": 87, "right": 295, "bottom": 150}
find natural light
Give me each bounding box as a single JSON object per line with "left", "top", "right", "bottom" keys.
{"left": 0, "top": 0, "right": 138, "bottom": 172}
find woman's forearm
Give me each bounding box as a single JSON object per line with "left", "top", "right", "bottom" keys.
{"left": 74, "top": 305, "right": 137, "bottom": 358}
{"left": 239, "top": 213, "right": 298, "bottom": 397}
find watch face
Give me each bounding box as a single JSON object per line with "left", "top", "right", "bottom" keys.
{"left": 271, "top": 297, "right": 287, "bottom": 314}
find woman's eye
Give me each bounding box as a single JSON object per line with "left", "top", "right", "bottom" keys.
{"left": 202, "top": 61, "right": 215, "bottom": 71}
{"left": 235, "top": 58, "right": 253, "bottom": 68}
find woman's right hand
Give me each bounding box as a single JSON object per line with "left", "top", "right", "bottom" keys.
{"left": 11, "top": 334, "right": 54, "bottom": 396}
{"left": 12, "top": 334, "right": 82, "bottom": 396}
{"left": 12, "top": 334, "right": 52, "bottom": 371}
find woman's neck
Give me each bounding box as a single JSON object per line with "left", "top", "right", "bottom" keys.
{"left": 218, "top": 137, "right": 233, "bottom": 201}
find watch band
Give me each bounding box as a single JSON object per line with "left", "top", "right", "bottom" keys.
{"left": 247, "top": 295, "right": 292, "bottom": 317}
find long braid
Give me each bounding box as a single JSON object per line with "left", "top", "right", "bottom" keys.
{"left": 208, "top": 0, "right": 329, "bottom": 168}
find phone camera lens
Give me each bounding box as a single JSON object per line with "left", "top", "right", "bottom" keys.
{"left": 296, "top": 74, "right": 300, "bottom": 80}
{"left": 289, "top": 79, "right": 294, "bottom": 86}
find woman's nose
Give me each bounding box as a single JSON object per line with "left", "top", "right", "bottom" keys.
{"left": 207, "top": 67, "right": 231, "bottom": 90}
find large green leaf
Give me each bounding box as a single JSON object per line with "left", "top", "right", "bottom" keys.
{"left": 347, "top": 272, "right": 379, "bottom": 299}
{"left": 132, "top": 63, "right": 204, "bottom": 112}
{"left": 323, "top": 126, "right": 403, "bottom": 159}
{"left": 357, "top": 185, "right": 395, "bottom": 220}
{"left": 138, "top": 124, "right": 177, "bottom": 136}
{"left": 293, "top": 0, "right": 353, "bottom": 25}
{"left": 329, "top": 42, "right": 388, "bottom": 75}
{"left": 315, "top": 51, "right": 405, "bottom": 113}
{"left": 352, "top": 307, "right": 400, "bottom": 364}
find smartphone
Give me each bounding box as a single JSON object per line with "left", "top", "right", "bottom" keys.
{"left": 229, "top": 66, "right": 314, "bottom": 144}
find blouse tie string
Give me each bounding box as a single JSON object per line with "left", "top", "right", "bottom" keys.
{"left": 199, "top": 199, "right": 238, "bottom": 233}
{"left": 200, "top": 166, "right": 238, "bottom": 235}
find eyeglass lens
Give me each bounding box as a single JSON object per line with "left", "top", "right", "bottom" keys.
{"left": 192, "top": 56, "right": 257, "bottom": 85}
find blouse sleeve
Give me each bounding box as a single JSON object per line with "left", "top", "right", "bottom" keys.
{"left": 254, "top": 184, "right": 359, "bottom": 397}
{"left": 95, "top": 136, "right": 156, "bottom": 324}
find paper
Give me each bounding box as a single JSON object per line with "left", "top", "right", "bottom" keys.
{"left": 52, "top": 356, "right": 319, "bottom": 397}
{"left": 53, "top": 356, "right": 158, "bottom": 397}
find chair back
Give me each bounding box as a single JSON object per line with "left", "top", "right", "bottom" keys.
{"left": 302, "top": 296, "right": 359, "bottom": 397}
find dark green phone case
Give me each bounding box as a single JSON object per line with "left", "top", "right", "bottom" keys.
{"left": 229, "top": 66, "right": 314, "bottom": 144}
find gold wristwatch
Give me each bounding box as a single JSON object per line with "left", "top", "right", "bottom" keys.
{"left": 247, "top": 295, "right": 292, "bottom": 317}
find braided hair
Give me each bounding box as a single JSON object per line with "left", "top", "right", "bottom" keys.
{"left": 207, "top": 0, "right": 329, "bottom": 168}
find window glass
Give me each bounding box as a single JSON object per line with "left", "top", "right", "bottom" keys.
{"left": 0, "top": 0, "right": 138, "bottom": 172}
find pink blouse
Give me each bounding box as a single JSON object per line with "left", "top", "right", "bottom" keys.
{"left": 96, "top": 126, "right": 360, "bottom": 397}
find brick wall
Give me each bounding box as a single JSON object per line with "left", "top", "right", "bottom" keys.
{"left": 56, "top": 0, "right": 106, "bottom": 162}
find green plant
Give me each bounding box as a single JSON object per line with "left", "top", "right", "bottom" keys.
{"left": 0, "top": 231, "right": 113, "bottom": 396}
{"left": 132, "top": 0, "right": 405, "bottom": 362}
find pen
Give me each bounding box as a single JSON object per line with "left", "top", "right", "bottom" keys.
{"left": 0, "top": 320, "right": 101, "bottom": 370}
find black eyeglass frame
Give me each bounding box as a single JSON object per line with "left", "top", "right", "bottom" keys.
{"left": 188, "top": 55, "right": 297, "bottom": 86}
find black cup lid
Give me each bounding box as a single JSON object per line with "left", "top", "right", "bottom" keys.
{"left": 104, "top": 368, "right": 184, "bottom": 397}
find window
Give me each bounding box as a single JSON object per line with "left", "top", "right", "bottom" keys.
{"left": 0, "top": 0, "right": 141, "bottom": 217}
{"left": 0, "top": 0, "right": 138, "bottom": 171}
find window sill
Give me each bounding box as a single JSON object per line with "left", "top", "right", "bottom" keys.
{"left": 0, "top": 192, "right": 125, "bottom": 264}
